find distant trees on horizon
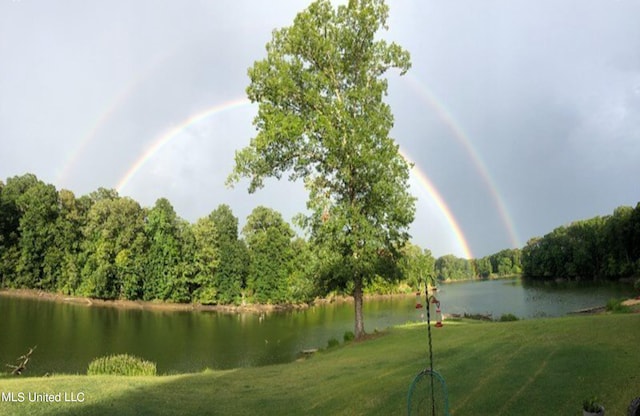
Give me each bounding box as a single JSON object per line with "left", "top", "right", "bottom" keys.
{"left": 522, "top": 204, "right": 640, "bottom": 282}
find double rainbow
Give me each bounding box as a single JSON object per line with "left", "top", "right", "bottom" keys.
{"left": 111, "top": 99, "right": 475, "bottom": 259}
{"left": 57, "top": 80, "right": 520, "bottom": 260}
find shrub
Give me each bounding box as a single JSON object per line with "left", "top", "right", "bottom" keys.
{"left": 87, "top": 354, "right": 157, "bottom": 376}
{"left": 605, "top": 298, "right": 630, "bottom": 313}
{"left": 583, "top": 396, "right": 602, "bottom": 412}
{"left": 343, "top": 331, "right": 355, "bottom": 343}
{"left": 499, "top": 313, "right": 519, "bottom": 322}
{"left": 463, "top": 313, "right": 492, "bottom": 321}
{"left": 327, "top": 337, "right": 340, "bottom": 349}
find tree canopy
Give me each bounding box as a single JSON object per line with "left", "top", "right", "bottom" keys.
{"left": 0, "top": 173, "right": 428, "bottom": 306}
{"left": 243, "top": 206, "right": 294, "bottom": 304}
{"left": 522, "top": 205, "right": 640, "bottom": 282}
{"left": 228, "top": 0, "right": 415, "bottom": 338}
{"left": 1, "top": 172, "right": 636, "bottom": 313}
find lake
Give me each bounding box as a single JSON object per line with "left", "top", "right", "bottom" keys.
{"left": 0, "top": 279, "right": 635, "bottom": 376}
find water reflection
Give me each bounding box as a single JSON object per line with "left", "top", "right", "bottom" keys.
{"left": 0, "top": 279, "right": 634, "bottom": 375}
{"left": 435, "top": 279, "right": 635, "bottom": 319}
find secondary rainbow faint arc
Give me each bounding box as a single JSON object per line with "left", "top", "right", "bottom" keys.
{"left": 405, "top": 74, "right": 521, "bottom": 249}
{"left": 56, "top": 49, "right": 177, "bottom": 187}
{"left": 115, "top": 98, "right": 251, "bottom": 192}
{"left": 115, "top": 99, "right": 474, "bottom": 259}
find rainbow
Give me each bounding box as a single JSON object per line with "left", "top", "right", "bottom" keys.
{"left": 400, "top": 150, "right": 474, "bottom": 259}
{"left": 115, "top": 98, "right": 251, "bottom": 192}
{"left": 404, "top": 74, "right": 521, "bottom": 249}
{"left": 114, "top": 99, "right": 474, "bottom": 258}
{"left": 56, "top": 91, "right": 131, "bottom": 188}
{"left": 55, "top": 49, "right": 178, "bottom": 188}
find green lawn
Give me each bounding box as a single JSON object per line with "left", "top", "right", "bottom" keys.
{"left": 1, "top": 314, "right": 639, "bottom": 415}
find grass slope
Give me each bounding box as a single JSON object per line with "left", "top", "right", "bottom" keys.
{"left": 1, "top": 314, "right": 639, "bottom": 415}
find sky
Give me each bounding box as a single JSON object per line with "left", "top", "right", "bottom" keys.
{"left": 1, "top": 0, "right": 639, "bottom": 259}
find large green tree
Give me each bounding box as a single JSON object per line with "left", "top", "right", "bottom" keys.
{"left": 79, "top": 193, "right": 146, "bottom": 299}
{"left": 143, "top": 198, "right": 188, "bottom": 302}
{"left": 286, "top": 237, "right": 318, "bottom": 303}
{"left": 189, "top": 215, "right": 219, "bottom": 304}
{"left": 51, "top": 189, "right": 90, "bottom": 294}
{"left": 434, "top": 254, "right": 474, "bottom": 282}
{"left": 400, "top": 243, "right": 435, "bottom": 289}
{"left": 228, "top": 0, "right": 415, "bottom": 338}
{"left": 208, "top": 204, "right": 247, "bottom": 305}
{"left": 15, "top": 178, "right": 59, "bottom": 289}
{"left": 243, "top": 206, "right": 294, "bottom": 304}
{"left": 0, "top": 174, "right": 40, "bottom": 287}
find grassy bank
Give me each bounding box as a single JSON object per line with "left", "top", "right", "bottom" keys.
{"left": 1, "top": 314, "right": 639, "bottom": 415}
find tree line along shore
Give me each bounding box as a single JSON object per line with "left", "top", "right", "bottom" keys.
{"left": 1, "top": 173, "right": 638, "bottom": 309}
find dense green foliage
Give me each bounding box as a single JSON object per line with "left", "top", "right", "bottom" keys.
{"left": 0, "top": 173, "right": 428, "bottom": 305}
{"left": 0, "top": 174, "right": 313, "bottom": 305}
{"left": 400, "top": 243, "right": 436, "bottom": 288}
{"left": 498, "top": 313, "right": 519, "bottom": 322}
{"left": 326, "top": 337, "right": 340, "bottom": 349}
{"left": 343, "top": 330, "right": 355, "bottom": 343}
{"left": 204, "top": 204, "right": 247, "bottom": 305}
{"left": 80, "top": 192, "right": 147, "bottom": 300}
{"left": 605, "top": 298, "right": 631, "bottom": 314}
{"left": 87, "top": 354, "right": 157, "bottom": 376}
{"left": 434, "top": 249, "right": 522, "bottom": 282}
{"left": 2, "top": 173, "right": 636, "bottom": 305}
{"left": 434, "top": 254, "right": 474, "bottom": 281}
{"left": 522, "top": 204, "right": 640, "bottom": 282}
{"left": 243, "top": 206, "right": 295, "bottom": 304}
{"left": 228, "top": 0, "right": 415, "bottom": 338}
{"left": 142, "top": 198, "right": 189, "bottom": 302}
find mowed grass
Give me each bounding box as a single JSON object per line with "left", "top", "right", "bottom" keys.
{"left": 1, "top": 314, "right": 639, "bottom": 415}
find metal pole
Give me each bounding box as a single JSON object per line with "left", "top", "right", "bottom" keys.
{"left": 425, "top": 282, "right": 436, "bottom": 416}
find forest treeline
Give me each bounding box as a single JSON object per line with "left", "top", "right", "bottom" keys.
{"left": 429, "top": 205, "right": 640, "bottom": 284}
{"left": 0, "top": 173, "right": 442, "bottom": 305}
{"left": 521, "top": 204, "right": 640, "bottom": 282}
{"left": 2, "top": 173, "right": 636, "bottom": 305}
{"left": 434, "top": 249, "right": 522, "bottom": 282}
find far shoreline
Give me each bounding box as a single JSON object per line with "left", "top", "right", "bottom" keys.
{"left": 0, "top": 288, "right": 415, "bottom": 314}
{"left": 0, "top": 288, "right": 309, "bottom": 314}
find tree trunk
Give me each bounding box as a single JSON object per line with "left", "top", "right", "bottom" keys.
{"left": 353, "top": 275, "right": 365, "bottom": 339}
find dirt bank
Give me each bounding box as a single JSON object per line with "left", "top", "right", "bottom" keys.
{"left": 0, "top": 288, "right": 308, "bottom": 314}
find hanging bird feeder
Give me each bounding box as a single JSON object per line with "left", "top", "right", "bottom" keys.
{"left": 429, "top": 296, "right": 443, "bottom": 328}
{"left": 435, "top": 303, "right": 443, "bottom": 328}
{"left": 407, "top": 282, "right": 450, "bottom": 415}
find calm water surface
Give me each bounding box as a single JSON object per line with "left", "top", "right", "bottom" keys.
{"left": 434, "top": 279, "right": 635, "bottom": 318}
{"left": 0, "top": 279, "right": 634, "bottom": 375}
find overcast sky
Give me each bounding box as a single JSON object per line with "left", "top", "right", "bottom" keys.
{"left": 1, "top": 0, "right": 639, "bottom": 258}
